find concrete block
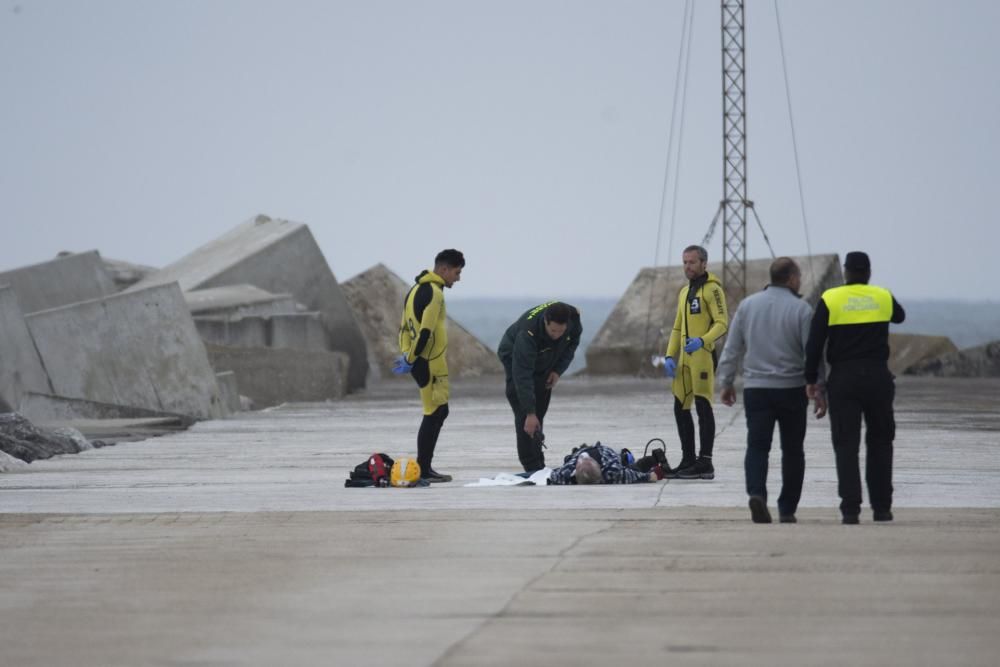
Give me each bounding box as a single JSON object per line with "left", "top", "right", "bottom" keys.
{"left": 888, "top": 333, "right": 959, "bottom": 375}
{"left": 18, "top": 392, "right": 193, "bottom": 425}
{"left": 0, "top": 286, "right": 53, "bottom": 410}
{"left": 195, "top": 316, "right": 268, "bottom": 348}
{"left": 215, "top": 371, "right": 242, "bottom": 415}
{"left": 128, "top": 215, "right": 368, "bottom": 390}
{"left": 26, "top": 283, "right": 226, "bottom": 419}
{"left": 269, "top": 314, "right": 329, "bottom": 351}
{"left": 341, "top": 263, "right": 503, "bottom": 380}
{"left": 194, "top": 313, "right": 328, "bottom": 352}
{"left": 205, "top": 344, "right": 349, "bottom": 408}
{"left": 586, "top": 254, "right": 842, "bottom": 375}
{"left": 0, "top": 251, "right": 116, "bottom": 314}
{"left": 37, "top": 417, "right": 187, "bottom": 443}
{"left": 905, "top": 340, "right": 1000, "bottom": 377}
{"left": 184, "top": 285, "right": 301, "bottom": 318}
{"left": 101, "top": 256, "right": 159, "bottom": 292}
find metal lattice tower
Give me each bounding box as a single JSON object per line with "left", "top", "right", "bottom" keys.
{"left": 721, "top": 1, "right": 748, "bottom": 303}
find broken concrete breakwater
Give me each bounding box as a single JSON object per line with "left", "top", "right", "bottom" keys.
{"left": 0, "top": 413, "right": 108, "bottom": 466}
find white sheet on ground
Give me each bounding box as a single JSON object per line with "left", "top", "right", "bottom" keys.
{"left": 464, "top": 468, "right": 552, "bottom": 487}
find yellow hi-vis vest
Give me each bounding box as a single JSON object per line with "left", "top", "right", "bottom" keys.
{"left": 822, "top": 284, "right": 893, "bottom": 326}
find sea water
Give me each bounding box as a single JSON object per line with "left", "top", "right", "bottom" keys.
{"left": 447, "top": 297, "right": 1000, "bottom": 376}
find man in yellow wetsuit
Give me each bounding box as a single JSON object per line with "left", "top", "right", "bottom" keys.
{"left": 663, "top": 244, "right": 729, "bottom": 479}
{"left": 393, "top": 249, "right": 464, "bottom": 483}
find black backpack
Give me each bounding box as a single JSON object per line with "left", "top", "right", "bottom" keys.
{"left": 345, "top": 453, "right": 395, "bottom": 488}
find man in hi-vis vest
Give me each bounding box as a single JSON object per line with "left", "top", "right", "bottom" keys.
{"left": 805, "top": 251, "right": 905, "bottom": 524}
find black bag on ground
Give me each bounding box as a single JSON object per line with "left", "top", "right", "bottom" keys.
{"left": 632, "top": 438, "right": 669, "bottom": 472}
{"left": 345, "top": 453, "right": 395, "bottom": 488}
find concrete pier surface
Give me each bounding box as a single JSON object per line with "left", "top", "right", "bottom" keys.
{"left": 2, "top": 376, "right": 999, "bottom": 665}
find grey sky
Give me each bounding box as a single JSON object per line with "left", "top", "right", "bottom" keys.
{"left": 2, "top": 1, "right": 997, "bottom": 300}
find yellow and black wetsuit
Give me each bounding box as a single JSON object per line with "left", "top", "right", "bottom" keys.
{"left": 399, "top": 269, "right": 450, "bottom": 415}
{"left": 664, "top": 271, "right": 728, "bottom": 470}
{"left": 665, "top": 271, "right": 729, "bottom": 407}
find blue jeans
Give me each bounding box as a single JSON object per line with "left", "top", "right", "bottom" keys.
{"left": 743, "top": 387, "right": 808, "bottom": 517}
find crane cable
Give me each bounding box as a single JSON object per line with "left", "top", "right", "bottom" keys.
{"left": 701, "top": 203, "right": 775, "bottom": 259}
{"left": 641, "top": 0, "right": 696, "bottom": 369}
{"left": 665, "top": 1, "right": 697, "bottom": 271}
{"left": 749, "top": 203, "right": 776, "bottom": 258}
{"left": 774, "top": 0, "right": 816, "bottom": 285}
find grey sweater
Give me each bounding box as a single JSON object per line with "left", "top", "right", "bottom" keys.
{"left": 716, "top": 285, "right": 822, "bottom": 389}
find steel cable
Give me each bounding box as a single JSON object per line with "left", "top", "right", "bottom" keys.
{"left": 774, "top": 0, "right": 816, "bottom": 284}
{"left": 641, "top": 0, "right": 696, "bottom": 369}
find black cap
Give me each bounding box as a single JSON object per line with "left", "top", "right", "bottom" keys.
{"left": 844, "top": 251, "right": 871, "bottom": 272}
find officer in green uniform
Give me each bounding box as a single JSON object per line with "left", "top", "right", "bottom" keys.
{"left": 394, "top": 249, "right": 465, "bottom": 483}
{"left": 805, "top": 251, "right": 905, "bottom": 524}
{"left": 497, "top": 302, "right": 583, "bottom": 473}
{"left": 663, "top": 245, "right": 729, "bottom": 479}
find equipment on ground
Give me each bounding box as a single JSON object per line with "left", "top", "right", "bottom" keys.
{"left": 345, "top": 452, "right": 396, "bottom": 488}
{"left": 368, "top": 453, "right": 391, "bottom": 487}
{"left": 634, "top": 438, "right": 670, "bottom": 473}
{"left": 391, "top": 457, "right": 422, "bottom": 487}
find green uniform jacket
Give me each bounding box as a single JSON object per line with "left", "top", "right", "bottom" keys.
{"left": 497, "top": 302, "right": 583, "bottom": 414}
{"left": 665, "top": 272, "right": 729, "bottom": 407}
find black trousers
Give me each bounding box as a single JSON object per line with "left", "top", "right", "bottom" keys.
{"left": 674, "top": 395, "right": 715, "bottom": 461}
{"left": 506, "top": 378, "right": 551, "bottom": 472}
{"left": 826, "top": 362, "right": 896, "bottom": 516}
{"left": 416, "top": 404, "right": 449, "bottom": 474}
{"left": 743, "top": 387, "right": 808, "bottom": 517}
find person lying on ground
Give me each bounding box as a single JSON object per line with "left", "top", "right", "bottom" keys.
{"left": 547, "top": 442, "right": 664, "bottom": 485}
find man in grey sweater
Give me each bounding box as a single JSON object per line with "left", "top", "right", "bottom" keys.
{"left": 716, "top": 257, "right": 827, "bottom": 524}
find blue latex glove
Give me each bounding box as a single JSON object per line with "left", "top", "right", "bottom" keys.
{"left": 684, "top": 337, "right": 704, "bottom": 354}
{"left": 663, "top": 356, "right": 677, "bottom": 378}
{"left": 391, "top": 354, "right": 413, "bottom": 375}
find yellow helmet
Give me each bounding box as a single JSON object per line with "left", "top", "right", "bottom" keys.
{"left": 391, "top": 457, "right": 421, "bottom": 487}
